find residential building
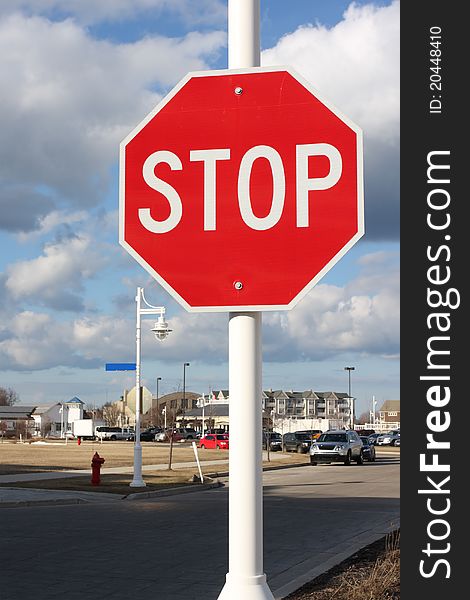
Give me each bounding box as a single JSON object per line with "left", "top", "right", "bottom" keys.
{"left": 262, "top": 389, "right": 351, "bottom": 422}
{"left": 378, "top": 400, "right": 400, "bottom": 426}
{"left": 0, "top": 405, "right": 36, "bottom": 438}
{"left": 61, "top": 397, "right": 84, "bottom": 429}
{"left": 143, "top": 391, "right": 201, "bottom": 427}
{"left": 170, "top": 389, "right": 353, "bottom": 433}
{"left": 31, "top": 403, "right": 63, "bottom": 436}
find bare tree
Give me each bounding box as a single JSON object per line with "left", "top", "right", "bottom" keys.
{"left": 357, "top": 412, "right": 370, "bottom": 425}
{"left": 41, "top": 416, "right": 52, "bottom": 437}
{"left": 0, "top": 387, "right": 19, "bottom": 406}
{"left": 15, "top": 420, "right": 27, "bottom": 439}
{"left": 102, "top": 402, "right": 122, "bottom": 426}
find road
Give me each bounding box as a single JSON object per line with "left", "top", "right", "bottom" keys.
{"left": 0, "top": 454, "right": 399, "bottom": 600}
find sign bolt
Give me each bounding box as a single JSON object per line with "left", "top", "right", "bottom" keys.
{"left": 234, "top": 281, "right": 243, "bottom": 290}
{"left": 234, "top": 87, "right": 243, "bottom": 95}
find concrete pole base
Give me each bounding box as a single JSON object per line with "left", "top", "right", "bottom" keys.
{"left": 129, "top": 479, "right": 146, "bottom": 487}
{"left": 217, "top": 573, "right": 275, "bottom": 599}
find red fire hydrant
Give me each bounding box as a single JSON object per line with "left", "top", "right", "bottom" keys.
{"left": 77, "top": 437, "right": 81, "bottom": 446}
{"left": 91, "top": 451, "right": 105, "bottom": 486}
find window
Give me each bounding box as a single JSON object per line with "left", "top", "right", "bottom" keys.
{"left": 388, "top": 411, "right": 398, "bottom": 417}
{"left": 192, "top": 399, "right": 198, "bottom": 408}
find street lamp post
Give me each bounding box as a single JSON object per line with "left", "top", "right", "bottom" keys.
{"left": 344, "top": 366, "right": 356, "bottom": 429}
{"left": 154, "top": 376, "right": 162, "bottom": 426}
{"left": 131, "top": 287, "right": 171, "bottom": 488}
{"left": 182, "top": 362, "right": 190, "bottom": 424}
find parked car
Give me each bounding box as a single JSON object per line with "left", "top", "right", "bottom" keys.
{"left": 356, "top": 429, "right": 376, "bottom": 437}
{"left": 155, "top": 429, "right": 184, "bottom": 442}
{"left": 173, "top": 427, "right": 199, "bottom": 440}
{"left": 262, "top": 431, "right": 282, "bottom": 451}
{"left": 360, "top": 436, "right": 376, "bottom": 461}
{"left": 376, "top": 429, "right": 400, "bottom": 446}
{"left": 282, "top": 432, "right": 313, "bottom": 453}
{"left": 199, "top": 433, "right": 229, "bottom": 450}
{"left": 309, "top": 430, "right": 364, "bottom": 465}
{"left": 367, "top": 433, "right": 381, "bottom": 445}
{"left": 138, "top": 427, "right": 163, "bottom": 442}
{"left": 95, "top": 426, "right": 135, "bottom": 441}
{"left": 296, "top": 429, "right": 323, "bottom": 440}
{"left": 394, "top": 437, "right": 400, "bottom": 446}
{"left": 155, "top": 430, "right": 167, "bottom": 442}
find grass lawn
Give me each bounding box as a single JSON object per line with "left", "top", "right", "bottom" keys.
{"left": 0, "top": 439, "right": 309, "bottom": 494}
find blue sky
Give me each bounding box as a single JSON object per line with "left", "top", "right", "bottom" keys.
{"left": 0, "top": 1, "right": 399, "bottom": 418}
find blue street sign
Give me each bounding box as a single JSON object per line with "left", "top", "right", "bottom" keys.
{"left": 105, "top": 363, "right": 136, "bottom": 371}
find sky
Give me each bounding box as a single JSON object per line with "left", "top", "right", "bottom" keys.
{"left": 0, "top": 0, "right": 399, "bottom": 418}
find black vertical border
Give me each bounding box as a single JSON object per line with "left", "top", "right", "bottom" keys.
{"left": 401, "top": 3, "right": 464, "bottom": 599}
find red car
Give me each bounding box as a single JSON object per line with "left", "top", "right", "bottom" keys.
{"left": 199, "top": 433, "right": 229, "bottom": 450}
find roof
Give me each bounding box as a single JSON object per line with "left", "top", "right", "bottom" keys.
{"left": 155, "top": 391, "right": 200, "bottom": 403}
{"left": 183, "top": 405, "right": 229, "bottom": 418}
{"left": 0, "top": 405, "right": 37, "bottom": 419}
{"left": 379, "top": 400, "right": 400, "bottom": 412}
{"left": 64, "top": 397, "right": 84, "bottom": 404}
{"left": 32, "top": 403, "right": 58, "bottom": 414}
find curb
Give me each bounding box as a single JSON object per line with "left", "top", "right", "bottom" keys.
{"left": 0, "top": 497, "right": 89, "bottom": 509}
{"left": 123, "top": 480, "right": 223, "bottom": 500}
{"left": 205, "top": 460, "right": 309, "bottom": 480}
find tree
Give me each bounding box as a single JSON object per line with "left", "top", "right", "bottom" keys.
{"left": 0, "top": 387, "right": 19, "bottom": 406}
{"left": 102, "top": 402, "right": 122, "bottom": 426}
{"left": 357, "top": 412, "right": 370, "bottom": 425}
{"left": 41, "top": 416, "right": 52, "bottom": 437}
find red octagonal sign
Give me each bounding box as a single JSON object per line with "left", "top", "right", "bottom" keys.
{"left": 120, "top": 67, "right": 364, "bottom": 312}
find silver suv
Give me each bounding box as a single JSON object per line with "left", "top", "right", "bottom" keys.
{"left": 376, "top": 429, "right": 400, "bottom": 446}
{"left": 309, "top": 430, "right": 363, "bottom": 465}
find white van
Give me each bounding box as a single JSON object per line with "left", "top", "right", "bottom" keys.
{"left": 95, "top": 426, "right": 134, "bottom": 441}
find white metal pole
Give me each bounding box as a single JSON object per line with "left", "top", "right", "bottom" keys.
{"left": 219, "top": 312, "right": 273, "bottom": 599}
{"left": 219, "top": 3, "right": 273, "bottom": 597}
{"left": 228, "top": 0, "right": 260, "bottom": 68}
{"left": 131, "top": 287, "right": 146, "bottom": 487}
{"left": 202, "top": 398, "right": 205, "bottom": 437}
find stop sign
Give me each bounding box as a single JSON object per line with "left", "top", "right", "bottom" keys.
{"left": 120, "top": 67, "right": 363, "bottom": 312}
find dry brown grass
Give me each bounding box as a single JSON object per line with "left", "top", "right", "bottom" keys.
{"left": 0, "top": 439, "right": 229, "bottom": 474}
{"left": 1, "top": 469, "right": 210, "bottom": 495}
{"left": 287, "top": 531, "right": 400, "bottom": 600}
{"left": 0, "top": 440, "right": 307, "bottom": 493}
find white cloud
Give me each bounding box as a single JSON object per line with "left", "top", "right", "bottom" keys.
{"left": 0, "top": 250, "right": 399, "bottom": 371}
{"left": 0, "top": 311, "right": 133, "bottom": 370}
{"left": 5, "top": 235, "right": 106, "bottom": 309}
{"left": 262, "top": 1, "right": 399, "bottom": 143}
{"left": 0, "top": 1, "right": 226, "bottom": 26}
{"left": 262, "top": 1, "right": 400, "bottom": 239}
{"left": 267, "top": 251, "right": 400, "bottom": 359}
{"left": 17, "top": 210, "right": 88, "bottom": 242}
{"left": 0, "top": 13, "right": 225, "bottom": 220}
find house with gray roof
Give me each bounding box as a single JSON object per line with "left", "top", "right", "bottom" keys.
{"left": 0, "top": 405, "right": 36, "bottom": 437}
